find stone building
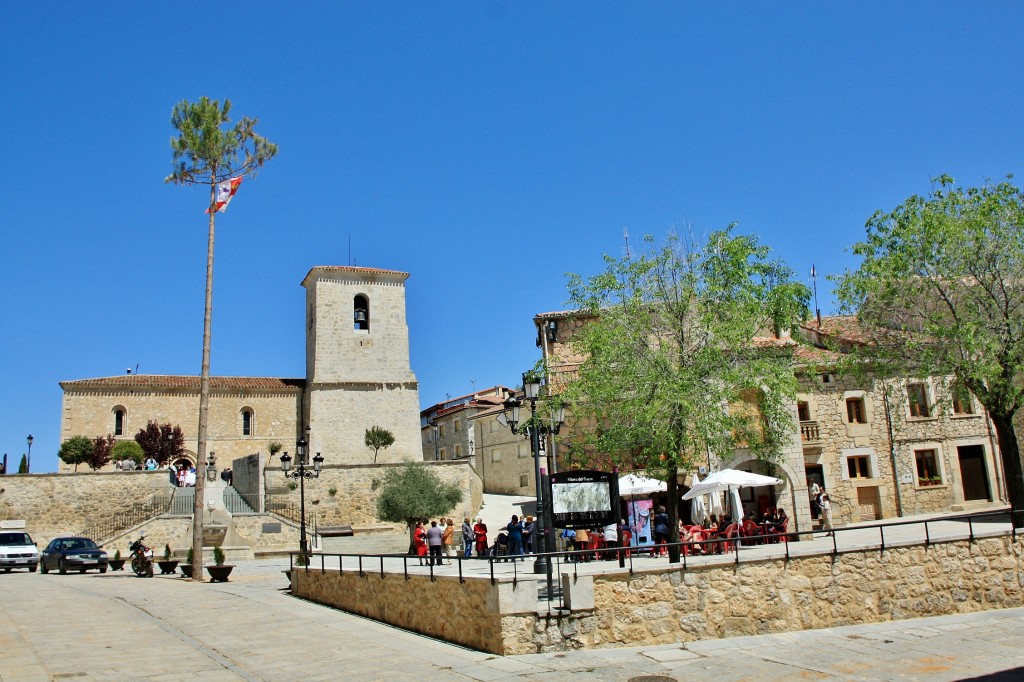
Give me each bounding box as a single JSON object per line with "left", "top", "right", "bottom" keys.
{"left": 59, "top": 266, "right": 426, "bottom": 469}
{"left": 419, "top": 386, "right": 515, "bottom": 463}
{"left": 529, "top": 309, "right": 1005, "bottom": 533}
{"left": 796, "top": 316, "right": 1003, "bottom": 524}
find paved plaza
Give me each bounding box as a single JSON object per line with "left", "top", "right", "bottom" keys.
{"left": 2, "top": 545, "right": 1024, "bottom": 681}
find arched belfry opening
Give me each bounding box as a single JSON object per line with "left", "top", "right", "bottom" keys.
{"left": 354, "top": 294, "right": 369, "bottom": 331}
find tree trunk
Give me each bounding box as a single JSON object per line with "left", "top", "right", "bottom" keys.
{"left": 991, "top": 412, "right": 1024, "bottom": 528}
{"left": 191, "top": 180, "right": 217, "bottom": 579}
{"left": 666, "top": 464, "right": 681, "bottom": 563}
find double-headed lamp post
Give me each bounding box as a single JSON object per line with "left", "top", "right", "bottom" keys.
{"left": 498, "top": 372, "right": 565, "bottom": 578}
{"left": 279, "top": 433, "right": 324, "bottom": 558}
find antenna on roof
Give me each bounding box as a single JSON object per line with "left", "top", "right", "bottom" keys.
{"left": 135, "top": 364, "right": 139, "bottom": 375}
{"left": 623, "top": 227, "right": 631, "bottom": 260}
{"left": 470, "top": 379, "right": 477, "bottom": 393}
{"left": 811, "top": 264, "right": 821, "bottom": 328}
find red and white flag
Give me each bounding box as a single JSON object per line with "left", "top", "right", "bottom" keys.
{"left": 205, "top": 176, "right": 243, "bottom": 214}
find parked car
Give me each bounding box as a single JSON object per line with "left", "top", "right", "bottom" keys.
{"left": 0, "top": 531, "right": 39, "bottom": 572}
{"left": 40, "top": 536, "right": 108, "bottom": 574}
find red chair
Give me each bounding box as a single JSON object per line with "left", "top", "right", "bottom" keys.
{"left": 720, "top": 523, "right": 741, "bottom": 552}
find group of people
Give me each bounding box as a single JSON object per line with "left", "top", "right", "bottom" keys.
{"left": 810, "top": 483, "right": 833, "bottom": 534}
{"left": 412, "top": 517, "right": 459, "bottom": 566}
{"left": 170, "top": 463, "right": 197, "bottom": 487}
{"left": 115, "top": 457, "right": 159, "bottom": 471}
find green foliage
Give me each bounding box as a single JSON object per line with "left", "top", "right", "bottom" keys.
{"left": 328, "top": 486, "right": 338, "bottom": 497}
{"left": 186, "top": 547, "right": 194, "bottom": 564}
{"left": 268, "top": 442, "right": 283, "bottom": 459}
{"left": 17, "top": 455, "right": 27, "bottom": 474}
{"left": 375, "top": 461, "right": 464, "bottom": 524}
{"left": 88, "top": 435, "right": 116, "bottom": 471}
{"left": 835, "top": 175, "right": 1024, "bottom": 519}
{"left": 114, "top": 549, "right": 121, "bottom": 561}
{"left": 112, "top": 440, "right": 144, "bottom": 466}
{"left": 58, "top": 436, "right": 94, "bottom": 472}
{"left": 163, "top": 544, "right": 172, "bottom": 561}
{"left": 563, "top": 228, "right": 809, "bottom": 474}
{"left": 166, "top": 97, "right": 278, "bottom": 189}
{"left": 287, "top": 481, "right": 297, "bottom": 491}
{"left": 294, "top": 553, "right": 307, "bottom": 566}
{"left": 213, "top": 546, "right": 225, "bottom": 566}
{"left": 134, "top": 422, "right": 184, "bottom": 466}
{"left": 365, "top": 426, "right": 396, "bottom": 463}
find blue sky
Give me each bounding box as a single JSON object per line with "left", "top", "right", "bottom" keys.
{"left": 2, "top": 2, "right": 1022, "bottom": 473}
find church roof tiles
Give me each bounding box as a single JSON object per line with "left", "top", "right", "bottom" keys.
{"left": 60, "top": 375, "right": 305, "bottom": 391}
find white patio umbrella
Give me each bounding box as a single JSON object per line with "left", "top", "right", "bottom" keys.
{"left": 689, "top": 473, "right": 708, "bottom": 526}
{"left": 618, "top": 474, "right": 667, "bottom": 497}
{"left": 682, "top": 469, "right": 782, "bottom": 500}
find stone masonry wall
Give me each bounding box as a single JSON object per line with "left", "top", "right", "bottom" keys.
{"left": 295, "top": 535, "right": 1024, "bottom": 655}
{"left": 0, "top": 471, "right": 170, "bottom": 547}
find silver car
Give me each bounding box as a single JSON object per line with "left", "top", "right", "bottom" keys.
{"left": 0, "top": 531, "right": 39, "bottom": 572}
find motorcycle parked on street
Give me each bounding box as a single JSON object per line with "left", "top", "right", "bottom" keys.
{"left": 129, "top": 534, "right": 154, "bottom": 577}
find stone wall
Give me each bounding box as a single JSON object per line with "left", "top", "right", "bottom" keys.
{"left": 0, "top": 470, "right": 170, "bottom": 547}
{"left": 293, "top": 535, "right": 1024, "bottom": 655}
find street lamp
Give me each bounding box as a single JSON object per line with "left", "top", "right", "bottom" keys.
{"left": 26, "top": 435, "right": 33, "bottom": 474}
{"left": 498, "top": 372, "right": 565, "bottom": 587}
{"left": 280, "top": 430, "right": 324, "bottom": 558}
{"left": 430, "top": 419, "right": 440, "bottom": 461}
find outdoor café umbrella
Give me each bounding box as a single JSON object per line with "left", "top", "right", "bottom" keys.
{"left": 618, "top": 474, "right": 667, "bottom": 497}
{"left": 689, "top": 473, "right": 708, "bottom": 525}
{"left": 682, "top": 469, "right": 782, "bottom": 500}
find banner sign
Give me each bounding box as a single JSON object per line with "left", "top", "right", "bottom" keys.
{"left": 547, "top": 470, "right": 619, "bottom": 529}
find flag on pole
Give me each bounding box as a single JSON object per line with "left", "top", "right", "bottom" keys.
{"left": 205, "top": 176, "right": 243, "bottom": 214}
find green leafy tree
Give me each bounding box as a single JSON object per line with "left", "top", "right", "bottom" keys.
{"left": 112, "top": 440, "right": 145, "bottom": 467}
{"left": 365, "top": 426, "right": 396, "bottom": 463}
{"left": 58, "top": 436, "right": 94, "bottom": 472}
{"left": 562, "top": 228, "right": 809, "bottom": 561}
{"left": 835, "top": 175, "right": 1024, "bottom": 524}
{"left": 374, "top": 462, "right": 463, "bottom": 549}
{"left": 166, "top": 96, "right": 277, "bottom": 579}
{"left": 134, "top": 421, "right": 185, "bottom": 466}
{"left": 17, "top": 454, "right": 27, "bottom": 474}
{"left": 88, "top": 435, "right": 116, "bottom": 471}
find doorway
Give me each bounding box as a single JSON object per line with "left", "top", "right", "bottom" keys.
{"left": 957, "top": 445, "right": 991, "bottom": 501}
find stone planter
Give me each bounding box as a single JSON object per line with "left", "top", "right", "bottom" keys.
{"left": 108, "top": 559, "right": 126, "bottom": 571}
{"left": 157, "top": 560, "right": 179, "bottom": 575}
{"left": 206, "top": 564, "right": 234, "bottom": 582}
{"left": 180, "top": 564, "right": 194, "bottom": 578}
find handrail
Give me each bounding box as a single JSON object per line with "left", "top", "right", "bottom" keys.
{"left": 287, "top": 507, "right": 1020, "bottom": 604}
{"left": 78, "top": 494, "right": 173, "bottom": 545}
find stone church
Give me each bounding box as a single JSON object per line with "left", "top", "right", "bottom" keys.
{"left": 59, "top": 266, "right": 424, "bottom": 470}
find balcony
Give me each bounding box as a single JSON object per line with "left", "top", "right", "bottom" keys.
{"left": 799, "top": 420, "right": 821, "bottom": 443}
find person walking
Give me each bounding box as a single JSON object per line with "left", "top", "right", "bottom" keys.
{"left": 413, "top": 520, "right": 428, "bottom": 565}
{"left": 506, "top": 515, "right": 525, "bottom": 559}
{"left": 818, "top": 488, "right": 834, "bottom": 536}
{"left": 461, "top": 517, "right": 474, "bottom": 557}
{"left": 441, "top": 518, "right": 454, "bottom": 564}
{"left": 426, "top": 520, "right": 444, "bottom": 566}
{"left": 473, "top": 518, "right": 488, "bottom": 557}
{"left": 653, "top": 506, "right": 671, "bottom": 557}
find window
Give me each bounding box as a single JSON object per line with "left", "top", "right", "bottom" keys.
{"left": 518, "top": 443, "right": 529, "bottom": 458}
{"left": 491, "top": 450, "right": 502, "bottom": 463}
{"left": 847, "top": 455, "right": 871, "bottom": 479}
{"left": 519, "top": 474, "right": 529, "bottom": 487}
{"left": 489, "top": 420, "right": 500, "bottom": 433}
{"left": 915, "top": 448, "right": 940, "bottom": 482}
{"left": 908, "top": 382, "right": 931, "bottom": 418}
{"left": 797, "top": 401, "right": 811, "bottom": 421}
{"left": 241, "top": 408, "right": 254, "bottom": 436}
{"left": 353, "top": 294, "right": 369, "bottom": 331}
{"left": 454, "top": 445, "right": 462, "bottom": 458}
{"left": 454, "top": 420, "right": 461, "bottom": 432}
{"left": 439, "top": 448, "right": 447, "bottom": 460}
{"left": 846, "top": 397, "right": 867, "bottom": 424}
{"left": 821, "top": 373, "right": 833, "bottom": 384}
{"left": 113, "top": 408, "right": 126, "bottom": 436}
{"left": 952, "top": 383, "right": 975, "bottom": 415}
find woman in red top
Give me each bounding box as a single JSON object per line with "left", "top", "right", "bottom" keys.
{"left": 413, "top": 520, "right": 428, "bottom": 565}
{"left": 473, "top": 518, "right": 488, "bottom": 557}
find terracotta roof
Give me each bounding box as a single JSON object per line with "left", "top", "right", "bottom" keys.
{"left": 61, "top": 375, "right": 305, "bottom": 391}
{"left": 302, "top": 266, "right": 409, "bottom": 286}
{"left": 792, "top": 344, "right": 843, "bottom": 367}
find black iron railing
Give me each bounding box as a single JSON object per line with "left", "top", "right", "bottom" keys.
{"left": 79, "top": 494, "right": 172, "bottom": 544}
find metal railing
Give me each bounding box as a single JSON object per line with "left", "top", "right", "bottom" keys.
{"left": 288, "top": 508, "right": 1023, "bottom": 610}
{"left": 224, "top": 488, "right": 259, "bottom": 514}
{"left": 79, "top": 494, "right": 173, "bottom": 544}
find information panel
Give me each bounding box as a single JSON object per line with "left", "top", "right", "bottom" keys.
{"left": 547, "top": 470, "right": 619, "bottom": 529}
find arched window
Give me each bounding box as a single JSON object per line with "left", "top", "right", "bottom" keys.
{"left": 354, "top": 294, "right": 369, "bottom": 331}
{"left": 113, "top": 407, "right": 126, "bottom": 436}
{"left": 241, "top": 408, "right": 254, "bottom": 437}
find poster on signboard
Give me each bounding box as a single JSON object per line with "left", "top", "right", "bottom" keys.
{"left": 548, "top": 470, "right": 619, "bottom": 530}
{"left": 627, "top": 499, "right": 654, "bottom": 547}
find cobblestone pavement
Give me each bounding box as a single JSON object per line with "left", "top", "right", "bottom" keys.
{"left": 2, "top": 557, "right": 1024, "bottom": 681}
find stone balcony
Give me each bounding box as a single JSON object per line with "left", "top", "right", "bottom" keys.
{"left": 799, "top": 420, "right": 821, "bottom": 444}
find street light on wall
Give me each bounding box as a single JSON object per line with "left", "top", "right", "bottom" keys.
{"left": 498, "top": 372, "right": 565, "bottom": 586}
{"left": 26, "top": 435, "right": 33, "bottom": 474}
{"left": 430, "top": 419, "right": 440, "bottom": 461}
{"left": 280, "top": 429, "right": 324, "bottom": 558}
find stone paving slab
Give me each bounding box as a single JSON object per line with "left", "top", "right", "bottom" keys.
{"left": 3, "top": 557, "right": 1024, "bottom": 681}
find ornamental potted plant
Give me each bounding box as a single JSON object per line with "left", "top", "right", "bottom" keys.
{"left": 109, "top": 549, "right": 126, "bottom": 571}
{"left": 157, "top": 543, "right": 178, "bottom": 574}
{"left": 180, "top": 547, "right": 194, "bottom": 578}
{"left": 205, "top": 546, "right": 234, "bottom": 582}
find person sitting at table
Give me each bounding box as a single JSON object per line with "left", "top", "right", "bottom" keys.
{"left": 773, "top": 508, "right": 789, "bottom": 539}
{"left": 741, "top": 512, "right": 761, "bottom": 545}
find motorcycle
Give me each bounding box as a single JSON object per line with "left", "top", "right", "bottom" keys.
{"left": 129, "top": 534, "right": 154, "bottom": 577}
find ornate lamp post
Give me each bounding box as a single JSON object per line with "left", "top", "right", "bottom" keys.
{"left": 26, "top": 435, "right": 33, "bottom": 474}
{"left": 280, "top": 431, "right": 324, "bottom": 558}
{"left": 498, "top": 372, "right": 565, "bottom": 584}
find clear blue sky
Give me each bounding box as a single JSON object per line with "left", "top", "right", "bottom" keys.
{"left": 2, "top": 3, "right": 1021, "bottom": 473}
